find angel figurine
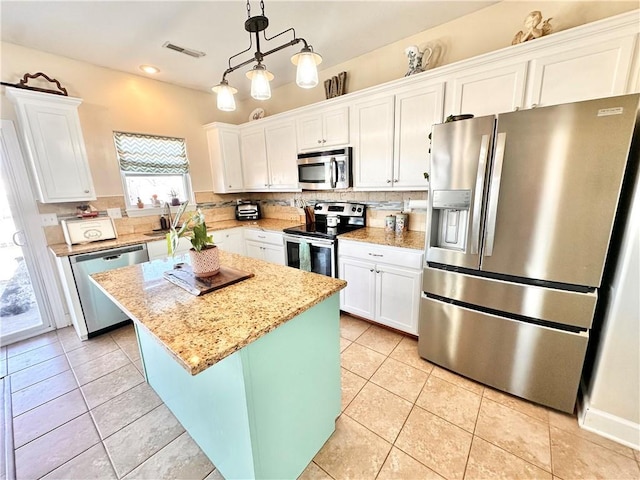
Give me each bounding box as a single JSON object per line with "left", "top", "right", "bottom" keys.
{"left": 512, "top": 11, "right": 552, "bottom": 45}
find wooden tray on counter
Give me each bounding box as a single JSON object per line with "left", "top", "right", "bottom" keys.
{"left": 163, "top": 263, "right": 253, "bottom": 296}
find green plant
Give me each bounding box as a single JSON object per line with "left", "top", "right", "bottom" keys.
{"left": 168, "top": 203, "right": 214, "bottom": 255}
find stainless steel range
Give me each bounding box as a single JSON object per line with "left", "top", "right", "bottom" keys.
{"left": 283, "top": 202, "right": 366, "bottom": 277}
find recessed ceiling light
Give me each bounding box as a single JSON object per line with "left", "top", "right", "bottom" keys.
{"left": 139, "top": 65, "right": 160, "bottom": 74}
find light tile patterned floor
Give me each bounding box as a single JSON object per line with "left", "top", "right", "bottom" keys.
{"left": 1, "top": 314, "right": 639, "bottom": 479}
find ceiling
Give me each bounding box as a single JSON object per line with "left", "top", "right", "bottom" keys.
{"left": 1, "top": 1, "right": 497, "bottom": 99}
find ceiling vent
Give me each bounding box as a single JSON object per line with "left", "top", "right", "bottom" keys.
{"left": 162, "top": 42, "right": 206, "bottom": 58}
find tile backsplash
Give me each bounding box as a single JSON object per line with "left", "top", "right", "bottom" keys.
{"left": 39, "top": 190, "right": 428, "bottom": 245}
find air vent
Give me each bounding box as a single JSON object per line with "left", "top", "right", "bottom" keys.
{"left": 162, "top": 42, "right": 206, "bottom": 58}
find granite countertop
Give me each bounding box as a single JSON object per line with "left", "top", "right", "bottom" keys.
{"left": 91, "top": 250, "right": 345, "bottom": 376}
{"left": 49, "top": 218, "right": 302, "bottom": 257}
{"left": 338, "top": 227, "right": 425, "bottom": 250}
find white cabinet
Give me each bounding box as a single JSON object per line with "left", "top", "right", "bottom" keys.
{"left": 5, "top": 87, "right": 96, "bottom": 203}
{"left": 244, "top": 228, "right": 285, "bottom": 265}
{"left": 264, "top": 122, "right": 298, "bottom": 190}
{"left": 446, "top": 62, "right": 528, "bottom": 117}
{"left": 352, "top": 83, "right": 443, "bottom": 190}
{"left": 240, "top": 121, "right": 299, "bottom": 192}
{"left": 351, "top": 94, "right": 395, "bottom": 189}
{"left": 338, "top": 240, "right": 423, "bottom": 335}
{"left": 204, "top": 123, "right": 244, "bottom": 193}
{"left": 212, "top": 227, "right": 245, "bottom": 256}
{"left": 240, "top": 127, "right": 269, "bottom": 191}
{"left": 147, "top": 237, "right": 191, "bottom": 261}
{"left": 393, "top": 83, "right": 444, "bottom": 188}
{"left": 297, "top": 106, "right": 349, "bottom": 151}
{"left": 526, "top": 35, "right": 637, "bottom": 108}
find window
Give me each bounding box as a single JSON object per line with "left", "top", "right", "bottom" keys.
{"left": 114, "top": 131, "right": 194, "bottom": 212}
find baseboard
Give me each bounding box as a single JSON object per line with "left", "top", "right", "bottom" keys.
{"left": 578, "top": 391, "right": 640, "bottom": 450}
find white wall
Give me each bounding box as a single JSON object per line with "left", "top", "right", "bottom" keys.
{"left": 580, "top": 170, "right": 640, "bottom": 449}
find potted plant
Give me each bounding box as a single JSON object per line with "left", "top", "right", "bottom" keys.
{"left": 169, "top": 202, "right": 220, "bottom": 277}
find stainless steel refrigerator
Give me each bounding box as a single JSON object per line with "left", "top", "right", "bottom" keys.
{"left": 419, "top": 94, "right": 639, "bottom": 413}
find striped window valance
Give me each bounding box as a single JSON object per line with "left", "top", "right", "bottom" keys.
{"left": 114, "top": 131, "right": 189, "bottom": 174}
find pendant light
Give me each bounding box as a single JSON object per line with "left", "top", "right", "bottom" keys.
{"left": 212, "top": 0, "right": 322, "bottom": 111}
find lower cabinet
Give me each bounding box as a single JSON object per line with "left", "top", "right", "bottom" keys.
{"left": 244, "top": 228, "right": 285, "bottom": 266}
{"left": 338, "top": 239, "right": 423, "bottom": 335}
{"left": 211, "top": 227, "right": 245, "bottom": 256}
{"left": 147, "top": 237, "right": 191, "bottom": 261}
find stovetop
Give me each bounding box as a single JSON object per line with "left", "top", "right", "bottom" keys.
{"left": 283, "top": 222, "right": 364, "bottom": 240}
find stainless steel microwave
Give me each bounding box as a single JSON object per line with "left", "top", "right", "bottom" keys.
{"left": 297, "top": 147, "right": 351, "bottom": 190}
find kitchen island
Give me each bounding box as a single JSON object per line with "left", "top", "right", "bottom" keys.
{"left": 90, "top": 251, "right": 346, "bottom": 479}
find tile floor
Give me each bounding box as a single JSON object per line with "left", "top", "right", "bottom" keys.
{"left": 1, "top": 314, "right": 639, "bottom": 480}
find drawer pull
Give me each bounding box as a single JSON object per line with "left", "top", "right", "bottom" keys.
{"left": 258, "top": 235, "right": 266, "bottom": 239}
{"left": 368, "top": 253, "right": 383, "bottom": 257}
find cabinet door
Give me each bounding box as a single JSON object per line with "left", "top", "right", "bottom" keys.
{"left": 206, "top": 127, "right": 244, "bottom": 193}
{"left": 375, "top": 264, "right": 421, "bottom": 335}
{"left": 224, "top": 229, "right": 246, "bottom": 256}
{"left": 338, "top": 256, "right": 376, "bottom": 320}
{"left": 22, "top": 102, "right": 95, "bottom": 202}
{"left": 245, "top": 240, "right": 264, "bottom": 260}
{"left": 527, "top": 35, "right": 636, "bottom": 108}
{"left": 262, "top": 244, "right": 285, "bottom": 266}
{"left": 448, "top": 62, "right": 527, "bottom": 117}
{"left": 322, "top": 106, "right": 350, "bottom": 147}
{"left": 240, "top": 128, "right": 269, "bottom": 191}
{"left": 265, "top": 122, "right": 299, "bottom": 190}
{"left": 352, "top": 95, "right": 395, "bottom": 189}
{"left": 296, "top": 114, "right": 323, "bottom": 150}
{"left": 394, "top": 83, "right": 444, "bottom": 190}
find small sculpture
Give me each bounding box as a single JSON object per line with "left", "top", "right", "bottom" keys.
{"left": 404, "top": 45, "right": 433, "bottom": 76}
{"left": 512, "top": 11, "right": 553, "bottom": 45}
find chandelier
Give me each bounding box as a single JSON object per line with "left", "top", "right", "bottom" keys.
{"left": 211, "top": 0, "right": 323, "bottom": 111}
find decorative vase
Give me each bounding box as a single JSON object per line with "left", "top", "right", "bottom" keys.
{"left": 171, "top": 197, "right": 180, "bottom": 206}
{"left": 404, "top": 45, "right": 433, "bottom": 76}
{"left": 189, "top": 245, "right": 220, "bottom": 277}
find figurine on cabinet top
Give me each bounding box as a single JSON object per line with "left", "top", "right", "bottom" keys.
{"left": 512, "top": 11, "right": 553, "bottom": 45}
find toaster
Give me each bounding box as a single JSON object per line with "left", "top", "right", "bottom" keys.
{"left": 235, "top": 203, "right": 261, "bottom": 221}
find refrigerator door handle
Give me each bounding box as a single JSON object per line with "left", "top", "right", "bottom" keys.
{"left": 484, "top": 132, "right": 506, "bottom": 257}
{"left": 471, "top": 134, "right": 490, "bottom": 254}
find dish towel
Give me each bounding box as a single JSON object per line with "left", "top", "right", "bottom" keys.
{"left": 299, "top": 240, "right": 312, "bottom": 272}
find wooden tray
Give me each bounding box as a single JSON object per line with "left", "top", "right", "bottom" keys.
{"left": 163, "top": 263, "right": 254, "bottom": 296}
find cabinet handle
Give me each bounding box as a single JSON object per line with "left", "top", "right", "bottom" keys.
{"left": 368, "top": 253, "right": 383, "bottom": 257}
{"left": 84, "top": 190, "right": 90, "bottom": 193}
{"left": 317, "top": 140, "right": 322, "bottom": 144}
{"left": 228, "top": 185, "right": 232, "bottom": 188}
{"left": 258, "top": 235, "right": 266, "bottom": 239}
{"left": 369, "top": 268, "right": 374, "bottom": 272}
{"left": 376, "top": 270, "right": 381, "bottom": 274}
{"left": 386, "top": 179, "right": 391, "bottom": 183}
{"left": 322, "top": 139, "right": 326, "bottom": 143}
{"left": 393, "top": 179, "right": 398, "bottom": 182}
{"left": 531, "top": 103, "right": 538, "bottom": 108}
{"left": 513, "top": 106, "right": 520, "bottom": 111}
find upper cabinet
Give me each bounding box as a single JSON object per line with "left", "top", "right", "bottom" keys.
{"left": 446, "top": 62, "right": 528, "bottom": 117}
{"left": 240, "top": 119, "right": 300, "bottom": 192}
{"left": 204, "top": 123, "right": 244, "bottom": 194}
{"left": 5, "top": 88, "right": 96, "bottom": 203}
{"left": 526, "top": 34, "right": 637, "bottom": 108}
{"left": 352, "top": 82, "right": 444, "bottom": 190}
{"left": 296, "top": 106, "right": 349, "bottom": 151}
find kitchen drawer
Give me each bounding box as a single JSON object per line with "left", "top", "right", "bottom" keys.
{"left": 339, "top": 240, "right": 423, "bottom": 269}
{"left": 244, "top": 229, "right": 283, "bottom": 246}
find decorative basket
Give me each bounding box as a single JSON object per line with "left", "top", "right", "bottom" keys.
{"left": 189, "top": 245, "right": 220, "bottom": 277}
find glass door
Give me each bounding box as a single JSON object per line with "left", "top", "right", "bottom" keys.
{"left": 0, "top": 120, "right": 55, "bottom": 345}
{"left": 284, "top": 236, "right": 335, "bottom": 277}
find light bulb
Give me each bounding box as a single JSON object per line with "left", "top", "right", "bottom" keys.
{"left": 211, "top": 81, "right": 237, "bottom": 112}
{"left": 291, "top": 47, "right": 322, "bottom": 89}
{"left": 246, "top": 64, "right": 273, "bottom": 101}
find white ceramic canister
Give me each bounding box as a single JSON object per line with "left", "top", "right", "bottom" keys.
{"left": 395, "top": 213, "right": 408, "bottom": 235}
{"left": 385, "top": 215, "right": 396, "bottom": 234}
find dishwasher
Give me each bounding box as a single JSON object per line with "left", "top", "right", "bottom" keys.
{"left": 70, "top": 244, "right": 149, "bottom": 337}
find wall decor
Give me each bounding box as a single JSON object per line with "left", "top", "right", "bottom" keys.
{"left": 404, "top": 45, "right": 433, "bottom": 76}
{"left": 324, "top": 72, "right": 347, "bottom": 99}
{"left": 512, "top": 11, "right": 553, "bottom": 45}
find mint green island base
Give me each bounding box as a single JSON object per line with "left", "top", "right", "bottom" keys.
{"left": 135, "top": 294, "right": 341, "bottom": 480}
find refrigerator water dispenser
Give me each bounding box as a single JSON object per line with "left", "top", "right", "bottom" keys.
{"left": 431, "top": 190, "right": 471, "bottom": 251}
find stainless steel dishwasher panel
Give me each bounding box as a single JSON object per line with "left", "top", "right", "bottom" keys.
{"left": 418, "top": 295, "right": 589, "bottom": 413}
{"left": 70, "top": 244, "right": 149, "bottom": 336}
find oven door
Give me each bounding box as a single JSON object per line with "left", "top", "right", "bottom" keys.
{"left": 284, "top": 235, "right": 335, "bottom": 277}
